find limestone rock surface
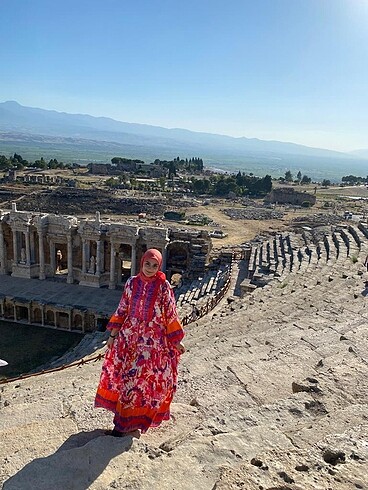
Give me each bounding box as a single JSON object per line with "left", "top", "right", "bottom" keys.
{"left": 1, "top": 249, "right": 368, "bottom": 490}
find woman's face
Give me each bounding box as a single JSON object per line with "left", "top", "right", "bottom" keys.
{"left": 142, "top": 258, "right": 159, "bottom": 277}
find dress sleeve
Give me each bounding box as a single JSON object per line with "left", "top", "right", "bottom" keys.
{"left": 106, "top": 278, "right": 132, "bottom": 331}
{"left": 162, "top": 280, "right": 185, "bottom": 346}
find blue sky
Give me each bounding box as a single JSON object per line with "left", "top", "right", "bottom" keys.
{"left": 0, "top": 0, "right": 367, "bottom": 152}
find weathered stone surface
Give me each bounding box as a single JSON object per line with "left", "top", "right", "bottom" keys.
{"left": 1, "top": 238, "right": 368, "bottom": 489}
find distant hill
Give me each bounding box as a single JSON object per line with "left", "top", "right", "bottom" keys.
{"left": 0, "top": 100, "right": 367, "bottom": 181}
{"left": 350, "top": 149, "right": 368, "bottom": 160}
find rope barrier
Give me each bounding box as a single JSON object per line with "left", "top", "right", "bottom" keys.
{"left": 0, "top": 353, "right": 104, "bottom": 385}
{"left": 0, "top": 253, "right": 238, "bottom": 385}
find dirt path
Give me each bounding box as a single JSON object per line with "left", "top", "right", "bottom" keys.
{"left": 185, "top": 202, "right": 296, "bottom": 249}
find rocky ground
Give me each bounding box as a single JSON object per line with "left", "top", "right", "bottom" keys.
{"left": 1, "top": 224, "right": 368, "bottom": 489}
{"left": 223, "top": 207, "right": 284, "bottom": 220}
{"left": 11, "top": 187, "right": 196, "bottom": 217}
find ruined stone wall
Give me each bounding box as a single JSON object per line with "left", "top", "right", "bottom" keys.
{"left": 0, "top": 205, "right": 212, "bottom": 289}
{"left": 265, "top": 187, "right": 316, "bottom": 206}
{"left": 15, "top": 187, "right": 194, "bottom": 217}
{"left": 0, "top": 295, "right": 97, "bottom": 333}
{"left": 167, "top": 229, "right": 212, "bottom": 280}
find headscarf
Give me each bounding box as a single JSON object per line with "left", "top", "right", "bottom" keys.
{"left": 139, "top": 248, "right": 166, "bottom": 283}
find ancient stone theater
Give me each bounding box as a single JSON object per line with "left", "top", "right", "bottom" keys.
{"left": 0, "top": 204, "right": 211, "bottom": 331}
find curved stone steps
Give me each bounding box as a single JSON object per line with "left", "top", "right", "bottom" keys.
{"left": 348, "top": 224, "right": 363, "bottom": 250}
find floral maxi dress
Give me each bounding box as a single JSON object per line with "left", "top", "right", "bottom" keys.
{"left": 95, "top": 274, "right": 184, "bottom": 433}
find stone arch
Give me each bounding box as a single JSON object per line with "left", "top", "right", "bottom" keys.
{"left": 45, "top": 309, "right": 55, "bottom": 326}
{"left": 54, "top": 242, "right": 68, "bottom": 274}
{"left": 74, "top": 313, "right": 83, "bottom": 330}
{"left": 16, "top": 305, "right": 29, "bottom": 322}
{"left": 118, "top": 243, "right": 133, "bottom": 282}
{"left": 4, "top": 301, "right": 14, "bottom": 319}
{"left": 57, "top": 311, "right": 70, "bottom": 329}
{"left": 166, "top": 241, "right": 190, "bottom": 280}
{"left": 33, "top": 307, "right": 42, "bottom": 324}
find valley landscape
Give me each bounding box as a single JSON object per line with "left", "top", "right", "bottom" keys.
{"left": 1, "top": 101, "right": 367, "bottom": 181}
{"left": 1, "top": 1, "right": 368, "bottom": 488}
{"left": 0, "top": 158, "right": 368, "bottom": 488}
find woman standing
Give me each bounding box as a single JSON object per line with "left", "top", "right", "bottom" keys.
{"left": 95, "top": 249, "right": 185, "bottom": 436}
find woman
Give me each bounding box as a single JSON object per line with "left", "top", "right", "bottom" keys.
{"left": 95, "top": 248, "right": 185, "bottom": 436}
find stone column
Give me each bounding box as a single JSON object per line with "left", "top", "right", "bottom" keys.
{"left": 14, "top": 304, "right": 17, "bottom": 322}
{"left": 109, "top": 242, "right": 116, "bottom": 289}
{"left": 13, "top": 230, "right": 18, "bottom": 264}
{"left": 82, "top": 238, "right": 88, "bottom": 273}
{"left": 130, "top": 245, "right": 137, "bottom": 276}
{"left": 25, "top": 230, "right": 31, "bottom": 266}
{"left": 101, "top": 240, "right": 105, "bottom": 273}
{"left": 50, "top": 242, "right": 56, "bottom": 273}
{"left": 96, "top": 240, "right": 101, "bottom": 276}
{"left": 67, "top": 235, "right": 73, "bottom": 284}
{"left": 0, "top": 225, "right": 5, "bottom": 274}
{"left": 30, "top": 230, "right": 35, "bottom": 264}
{"left": 162, "top": 245, "right": 168, "bottom": 272}
{"left": 38, "top": 229, "right": 45, "bottom": 280}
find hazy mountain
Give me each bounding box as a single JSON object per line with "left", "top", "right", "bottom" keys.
{"left": 350, "top": 149, "right": 368, "bottom": 160}
{"left": 0, "top": 100, "right": 367, "bottom": 180}
{"left": 0, "top": 100, "right": 349, "bottom": 157}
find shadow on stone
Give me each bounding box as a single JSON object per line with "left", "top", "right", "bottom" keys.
{"left": 233, "top": 258, "right": 250, "bottom": 296}
{"left": 3, "top": 429, "right": 134, "bottom": 490}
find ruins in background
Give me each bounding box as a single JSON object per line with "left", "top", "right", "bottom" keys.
{"left": 0, "top": 204, "right": 212, "bottom": 331}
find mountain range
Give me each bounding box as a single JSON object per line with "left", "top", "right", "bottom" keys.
{"left": 0, "top": 100, "right": 367, "bottom": 181}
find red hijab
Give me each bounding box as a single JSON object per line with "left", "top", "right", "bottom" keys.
{"left": 139, "top": 248, "right": 166, "bottom": 283}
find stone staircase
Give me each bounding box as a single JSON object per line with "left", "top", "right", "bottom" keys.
{"left": 175, "top": 265, "right": 231, "bottom": 317}
{"left": 240, "top": 223, "right": 368, "bottom": 297}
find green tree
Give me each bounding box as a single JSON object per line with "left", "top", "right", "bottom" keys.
{"left": 342, "top": 175, "right": 364, "bottom": 185}
{"left": 262, "top": 174, "right": 272, "bottom": 193}
{"left": 159, "top": 176, "right": 166, "bottom": 190}
{"left": 285, "top": 170, "right": 293, "bottom": 182}
{"left": 192, "top": 178, "right": 211, "bottom": 194}
{"left": 105, "top": 177, "right": 120, "bottom": 188}
{"left": 167, "top": 161, "right": 177, "bottom": 180}
{"left": 0, "top": 155, "right": 11, "bottom": 170}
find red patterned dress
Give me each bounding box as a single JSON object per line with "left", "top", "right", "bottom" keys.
{"left": 95, "top": 273, "right": 184, "bottom": 433}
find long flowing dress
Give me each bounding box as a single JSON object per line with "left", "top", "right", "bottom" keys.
{"left": 95, "top": 274, "right": 184, "bottom": 433}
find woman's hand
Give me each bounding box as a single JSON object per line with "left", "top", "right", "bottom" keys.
{"left": 176, "top": 342, "right": 185, "bottom": 354}
{"left": 106, "top": 336, "right": 116, "bottom": 349}
{"left": 106, "top": 330, "right": 119, "bottom": 349}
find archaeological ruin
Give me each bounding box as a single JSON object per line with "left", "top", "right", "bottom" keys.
{"left": 264, "top": 186, "right": 317, "bottom": 206}
{"left": 0, "top": 204, "right": 212, "bottom": 331}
